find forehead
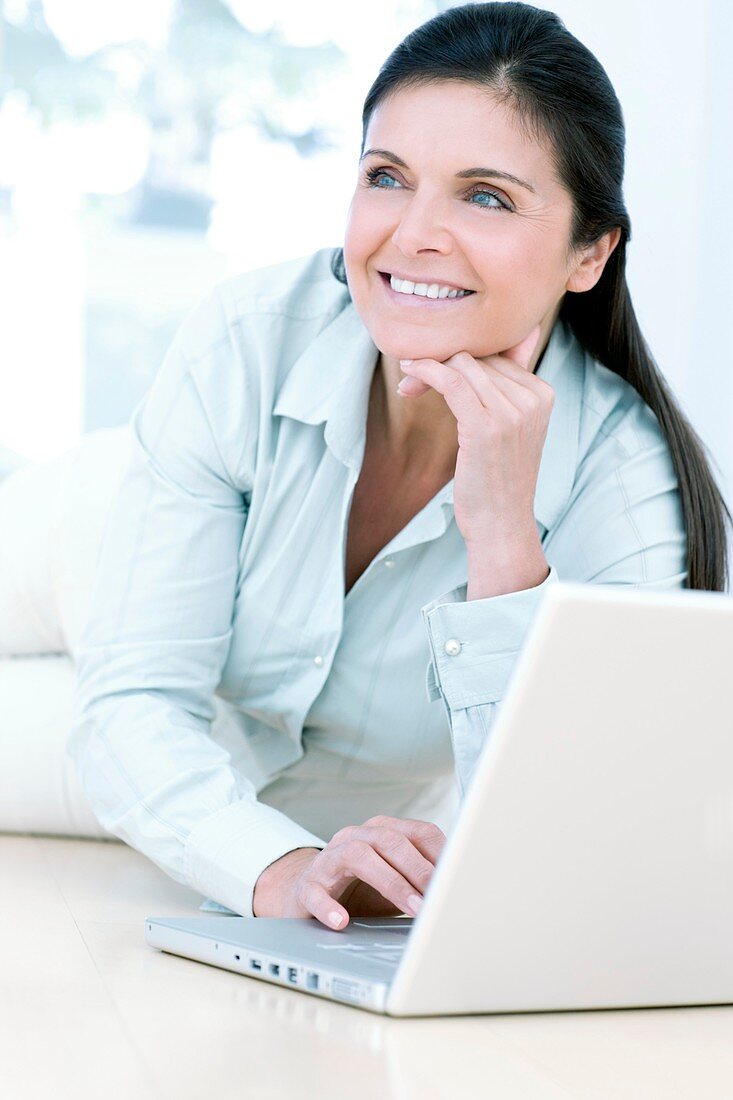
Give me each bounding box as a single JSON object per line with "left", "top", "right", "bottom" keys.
{"left": 365, "top": 80, "right": 554, "bottom": 184}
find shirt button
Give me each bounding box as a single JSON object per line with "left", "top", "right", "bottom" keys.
{"left": 313, "top": 655, "right": 324, "bottom": 667}
{"left": 384, "top": 557, "right": 395, "bottom": 567}
{"left": 444, "top": 638, "right": 462, "bottom": 656}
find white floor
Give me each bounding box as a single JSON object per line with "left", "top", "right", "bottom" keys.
{"left": 2, "top": 834, "right": 733, "bottom": 1100}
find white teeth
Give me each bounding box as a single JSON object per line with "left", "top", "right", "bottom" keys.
{"left": 389, "top": 274, "right": 470, "bottom": 298}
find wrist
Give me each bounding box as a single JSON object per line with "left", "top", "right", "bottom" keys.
{"left": 465, "top": 526, "right": 548, "bottom": 600}
{"left": 252, "top": 846, "right": 321, "bottom": 917}
{"left": 464, "top": 516, "right": 540, "bottom": 556}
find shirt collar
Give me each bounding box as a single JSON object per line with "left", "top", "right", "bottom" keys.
{"left": 273, "top": 296, "right": 376, "bottom": 472}
{"left": 273, "top": 296, "right": 584, "bottom": 532}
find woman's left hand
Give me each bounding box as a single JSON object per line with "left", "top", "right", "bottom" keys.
{"left": 397, "top": 324, "right": 555, "bottom": 549}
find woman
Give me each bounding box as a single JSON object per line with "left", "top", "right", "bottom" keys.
{"left": 67, "top": 2, "right": 730, "bottom": 932}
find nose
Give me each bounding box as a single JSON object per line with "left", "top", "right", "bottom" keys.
{"left": 390, "top": 191, "right": 453, "bottom": 257}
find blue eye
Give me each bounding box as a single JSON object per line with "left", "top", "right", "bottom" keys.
{"left": 467, "top": 188, "right": 510, "bottom": 211}
{"left": 363, "top": 165, "right": 512, "bottom": 213}
{"left": 365, "top": 167, "right": 399, "bottom": 189}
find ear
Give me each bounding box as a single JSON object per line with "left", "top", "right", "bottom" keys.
{"left": 565, "top": 226, "right": 622, "bottom": 293}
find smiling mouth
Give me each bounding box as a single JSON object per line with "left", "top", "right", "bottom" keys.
{"left": 378, "top": 271, "right": 476, "bottom": 304}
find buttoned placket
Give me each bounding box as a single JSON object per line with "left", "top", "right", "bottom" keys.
{"left": 274, "top": 298, "right": 582, "bottom": 774}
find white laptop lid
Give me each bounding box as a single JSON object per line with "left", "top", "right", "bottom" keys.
{"left": 388, "top": 581, "right": 733, "bottom": 1015}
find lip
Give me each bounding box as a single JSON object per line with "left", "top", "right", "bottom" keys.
{"left": 377, "top": 271, "right": 476, "bottom": 307}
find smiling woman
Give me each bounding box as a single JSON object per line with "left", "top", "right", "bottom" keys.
{"left": 26, "top": 1, "right": 729, "bottom": 933}
{"left": 333, "top": 1, "right": 731, "bottom": 595}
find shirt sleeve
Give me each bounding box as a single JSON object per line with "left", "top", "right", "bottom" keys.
{"left": 67, "top": 285, "right": 327, "bottom": 918}
{"left": 421, "top": 437, "right": 688, "bottom": 799}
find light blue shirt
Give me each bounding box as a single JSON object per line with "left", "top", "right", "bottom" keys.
{"left": 68, "top": 246, "right": 687, "bottom": 918}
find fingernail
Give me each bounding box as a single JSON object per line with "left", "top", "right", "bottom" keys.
{"left": 396, "top": 379, "right": 410, "bottom": 394}
{"left": 407, "top": 893, "right": 423, "bottom": 915}
{"left": 399, "top": 358, "right": 413, "bottom": 365}
{"left": 329, "top": 911, "right": 345, "bottom": 928}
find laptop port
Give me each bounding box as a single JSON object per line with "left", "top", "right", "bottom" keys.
{"left": 306, "top": 972, "right": 319, "bottom": 991}
{"left": 250, "top": 958, "right": 262, "bottom": 971}
{"left": 287, "top": 966, "right": 298, "bottom": 983}
{"left": 269, "top": 963, "right": 280, "bottom": 977}
{"left": 331, "top": 978, "right": 363, "bottom": 1003}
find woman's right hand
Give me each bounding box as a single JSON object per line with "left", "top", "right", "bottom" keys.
{"left": 251, "top": 814, "right": 447, "bottom": 930}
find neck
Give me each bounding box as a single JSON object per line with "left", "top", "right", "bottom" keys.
{"left": 370, "top": 355, "right": 459, "bottom": 476}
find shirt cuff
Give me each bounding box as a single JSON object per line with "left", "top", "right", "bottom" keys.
{"left": 183, "top": 799, "right": 328, "bottom": 918}
{"left": 421, "top": 562, "right": 560, "bottom": 710}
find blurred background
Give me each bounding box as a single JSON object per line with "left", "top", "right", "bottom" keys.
{"left": 0, "top": 0, "right": 731, "bottom": 544}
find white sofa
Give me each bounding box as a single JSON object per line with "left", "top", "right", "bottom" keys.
{"left": 0, "top": 428, "right": 133, "bottom": 839}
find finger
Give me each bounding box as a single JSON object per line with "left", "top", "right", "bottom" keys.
{"left": 402, "top": 357, "right": 519, "bottom": 420}
{"left": 475, "top": 354, "right": 546, "bottom": 394}
{"left": 396, "top": 373, "right": 431, "bottom": 397}
{"left": 442, "top": 353, "right": 537, "bottom": 414}
{"left": 400, "top": 353, "right": 540, "bottom": 407}
{"left": 448, "top": 354, "right": 555, "bottom": 428}
{"left": 363, "top": 816, "right": 447, "bottom": 866}
{"left": 398, "top": 361, "right": 526, "bottom": 404}
{"left": 397, "top": 359, "right": 484, "bottom": 425}
{"left": 363, "top": 826, "right": 436, "bottom": 896}
{"left": 335, "top": 839, "right": 425, "bottom": 917}
{"left": 300, "top": 819, "right": 447, "bottom": 930}
{"left": 297, "top": 879, "right": 351, "bottom": 932}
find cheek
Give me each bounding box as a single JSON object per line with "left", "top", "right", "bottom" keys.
{"left": 346, "top": 195, "right": 397, "bottom": 252}
{"left": 478, "top": 231, "right": 533, "bottom": 271}
{"left": 474, "top": 239, "right": 559, "bottom": 305}
{"left": 345, "top": 197, "right": 376, "bottom": 240}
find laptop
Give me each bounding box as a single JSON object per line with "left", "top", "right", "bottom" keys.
{"left": 145, "top": 580, "right": 733, "bottom": 1016}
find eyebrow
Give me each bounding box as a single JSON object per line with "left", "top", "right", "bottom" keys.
{"left": 359, "top": 148, "right": 537, "bottom": 195}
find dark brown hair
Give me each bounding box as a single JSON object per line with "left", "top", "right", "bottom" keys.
{"left": 330, "top": 1, "right": 731, "bottom": 591}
